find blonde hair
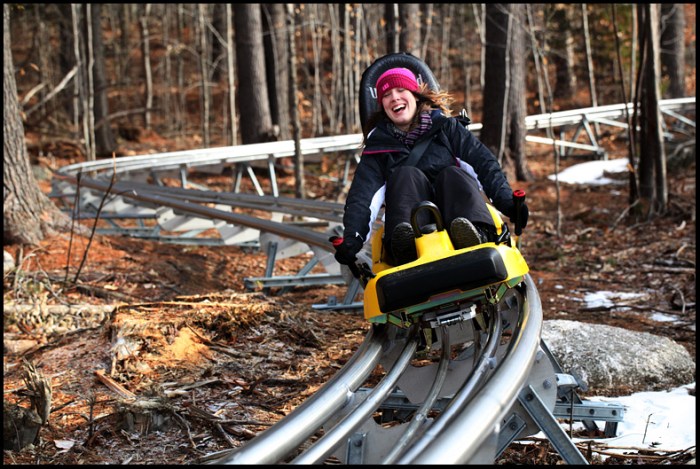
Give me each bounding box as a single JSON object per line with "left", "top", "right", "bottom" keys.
{"left": 362, "top": 83, "right": 456, "bottom": 141}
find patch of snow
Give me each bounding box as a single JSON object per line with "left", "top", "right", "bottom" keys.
{"left": 549, "top": 158, "right": 628, "bottom": 185}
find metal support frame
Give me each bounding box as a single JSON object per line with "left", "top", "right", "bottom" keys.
{"left": 558, "top": 114, "right": 607, "bottom": 160}
{"left": 311, "top": 278, "right": 363, "bottom": 311}
{"left": 263, "top": 241, "right": 277, "bottom": 295}
{"left": 518, "top": 385, "right": 589, "bottom": 464}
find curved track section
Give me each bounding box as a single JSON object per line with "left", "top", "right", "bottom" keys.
{"left": 51, "top": 100, "right": 694, "bottom": 464}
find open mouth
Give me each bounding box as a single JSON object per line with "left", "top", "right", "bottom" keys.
{"left": 392, "top": 104, "right": 406, "bottom": 112}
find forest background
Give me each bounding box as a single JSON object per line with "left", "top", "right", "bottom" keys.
{"left": 5, "top": 4, "right": 694, "bottom": 160}
{"left": 5, "top": 4, "right": 695, "bottom": 244}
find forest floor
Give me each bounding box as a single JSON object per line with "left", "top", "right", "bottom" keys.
{"left": 3, "top": 132, "right": 696, "bottom": 465}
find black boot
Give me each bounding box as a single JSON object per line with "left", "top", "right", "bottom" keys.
{"left": 391, "top": 222, "right": 417, "bottom": 265}
{"left": 450, "top": 217, "right": 484, "bottom": 249}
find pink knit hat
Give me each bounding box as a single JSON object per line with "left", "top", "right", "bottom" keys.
{"left": 376, "top": 68, "right": 419, "bottom": 103}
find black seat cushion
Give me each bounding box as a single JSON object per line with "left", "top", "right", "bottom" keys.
{"left": 376, "top": 247, "right": 508, "bottom": 313}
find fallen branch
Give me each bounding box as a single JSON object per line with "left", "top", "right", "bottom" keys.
{"left": 187, "top": 405, "right": 238, "bottom": 447}
{"left": 71, "top": 283, "right": 136, "bottom": 302}
{"left": 161, "top": 377, "right": 222, "bottom": 398}
{"left": 94, "top": 369, "right": 136, "bottom": 399}
{"left": 578, "top": 303, "right": 693, "bottom": 315}
{"left": 3, "top": 304, "right": 118, "bottom": 315}
{"left": 574, "top": 441, "right": 696, "bottom": 462}
{"left": 640, "top": 264, "right": 696, "bottom": 274}
{"left": 21, "top": 326, "right": 107, "bottom": 358}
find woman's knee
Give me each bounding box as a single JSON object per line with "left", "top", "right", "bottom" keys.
{"left": 437, "top": 166, "right": 480, "bottom": 194}
{"left": 387, "top": 165, "right": 431, "bottom": 193}
{"left": 390, "top": 165, "right": 424, "bottom": 181}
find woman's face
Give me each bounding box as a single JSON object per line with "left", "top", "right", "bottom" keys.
{"left": 381, "top": 87, "right": 417, "bottom": 131}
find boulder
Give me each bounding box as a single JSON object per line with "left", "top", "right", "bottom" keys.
{"left": 542, "top": 319, "right": 696, "bottom": 393}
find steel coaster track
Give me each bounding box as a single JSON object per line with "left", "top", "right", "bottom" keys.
{"left": 205, "top": 275, "right": 594, "bottom": 464}
{"left": 48, "top": 100, "right": 692, "bottom": 463}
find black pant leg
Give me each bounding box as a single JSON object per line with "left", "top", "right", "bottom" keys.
{"left": 434, "top": 166, "right": 495, "bottom": 229}
{"left": 384, "top": 166, "right": 434, "bottom": 253}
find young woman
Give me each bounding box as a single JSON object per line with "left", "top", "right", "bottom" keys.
{"left": 334, "top": 67, "right": 528, "bottom": 266}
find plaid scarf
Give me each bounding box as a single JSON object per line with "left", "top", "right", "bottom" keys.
{"left": 391, "top": 111, "right": 433, "bottom": 147}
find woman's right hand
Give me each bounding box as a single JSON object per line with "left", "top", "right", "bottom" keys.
{"left": 331, "top": 235, "right": 363, "bottom": 265}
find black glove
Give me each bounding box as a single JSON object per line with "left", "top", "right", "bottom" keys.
{"left": 332, "top": 235, "right": 364, "bottom": 266}
{"left": 502, "top": 200, "right": 529, "bottom": 230}
{"left": 516, "top": 201, "right": 529, "bottom": 230}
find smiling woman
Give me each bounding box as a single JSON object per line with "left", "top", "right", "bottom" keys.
{"left": 333, "top": 54, "right": 529, "bottom": 267}
{"left": 376, "top": 68, "right": 420, "bottom": 131}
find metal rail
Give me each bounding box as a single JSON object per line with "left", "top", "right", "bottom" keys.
{"left": 205, "top": 274, "right": 572, "bottom": 464}
{"left": 401, "top": 276, "right": 545, "bottom": 464}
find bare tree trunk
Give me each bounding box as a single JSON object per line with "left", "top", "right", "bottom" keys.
{"left": 638, "top": 4, "right": 667, "bottom": 215}
{"left": 552, "top": 4, "right": 577, "bottom": 101}
{"left": 329, "top": 5, "right": 342, "bottom": 134}
{"left": 507, "top": 4, "right": 531, "bottom": 182}
{"left": 528, "top": 4, "right": 561, "bottom": 236}
{"left": 399, "top": 4, "right": 421, "bottom": 56}
{"left": 481, "top": 4, "right": 510, "bottom": 165}
{"left": 438, "top": 4, "right": 454, "bottom": 84}
{"left": 419, "top": 4, "right": 434, "bottom": 61}
{"left": 57, "top": 4, "right": 77, "bottom": 123}
{"left": 91, "top": 3, "right": 117, "bottom": 157}
{"left": 630, "top": 6, "right": 637, "bottom": 103}
{"left": 581, "top": 6, "right": 599, "bottom": 107}
{"left": 660, "top": 3, "right": 686, "bottom": 98}
{"left": 176, "top": 6, "right": 186, "bottom": 138}
{"left": 352, "top": 7, "right": 362, "bottom": 133}
{"left": 139, "top": 4, "right": 152, "bottom": 130}
{"left": 4, "top": 4, "right": 68, "bottom": 245}
{"left": 341, "top": 5, "right": 353, "bottom": 133}
{"left": 162, "top": 5, "right": 173, "bottom": 134}
{"left": 84, "top": 4, "right": 96, "bottom": 161}
{"left": 581, "top": 4, "right": 600, "bottom": 137}
{"left": 71, "top": 5, "right": 84, "bottom": 147}
{"left": 210, "top": 4, "right": 226, "bottom": 83}
{"left": 611, "top": 4, "right": 639, "bottom": 206}
{"left": 386, "top": 4, "right": 400, "bottom": 53}
{"left": 226, "top": 4, "right": 237, "bottom": 146}
{"left": 362, "top": 5, "right": 382, "bottom": 60}
{"left": 526, "top": 5, "right": 547, "bottom": 114}
{"left": 462, "top": 51, "right": 472, "bottom": 116}
{"left": 118, "top": 5, "right": 131, "bottom": 87}
{"left": 474, "top": 4, "right": 486, "bottom": 91}
{"left": 197, "top": 4, "right": 210, "bottom": 147}
{"left": 287, "top": 4, "right": 304, "bottom": 199}
{"left": 34, "top": 6, "right": 50, "bottom": 118}
{"left": 309, "top": 4, "right": 323, "bottom": 136}
{"left": 234, "top": 4, "right": 274, "bottom": 144}
{"left": 262, "top": 4, "right": 290, "bottom": 140}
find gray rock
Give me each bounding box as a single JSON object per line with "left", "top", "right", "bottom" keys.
{"left": 542, "top": 319, "right": 696, "bottom": 393}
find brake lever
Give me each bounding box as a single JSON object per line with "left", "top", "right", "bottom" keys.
{"left": 329, "top": 236, "right": 375, "bottom": 286}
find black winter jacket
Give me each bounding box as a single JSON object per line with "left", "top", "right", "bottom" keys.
{"left": 343, "top": 111, "right": 516, "bottom": 243}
